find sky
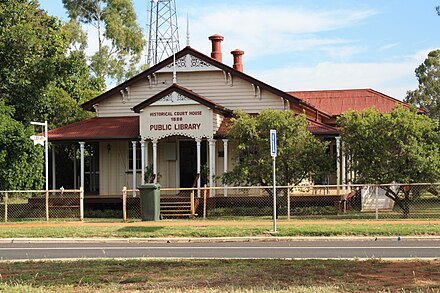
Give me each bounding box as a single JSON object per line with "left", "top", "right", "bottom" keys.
{"left": 39, "top": 0, "right": 440, "bottom": 100}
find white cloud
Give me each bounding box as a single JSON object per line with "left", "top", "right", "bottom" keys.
{"left": 178, "top": 0, "right": 430, "bottom": 102}
{"left": 182, "top": 5, "right": 377, "bottom": 61}
{"left": 251, "top": 53, "right": 427, "bottom": 101}
{"left": 378, "top": 43, "right": 399, "bottom": 52}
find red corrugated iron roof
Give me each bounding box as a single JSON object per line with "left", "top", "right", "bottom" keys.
{"left": 307, "top": 120, "right": 339, "bottom": 135}
{"left": 216, "top": 117, "right": 338, "bottom": 136}
{"left": 48, "top": 116, "right": 139, "bottom": 142}
{"left": 50, "top": 115, "right": 336, "bottom": 141}
{"left": 288, "top": 89, "right": 423, "bottom": 116}
{"left": 216, "top": 117, "right": 233, "bottom": 136}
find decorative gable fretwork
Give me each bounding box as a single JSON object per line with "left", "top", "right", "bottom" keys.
{"left": 157, "top": 54, "right": 218, "bottom": 73}
{"left": 252, "top": 84, "right": 261, "bottom": 99}
{"left": 223, "top": 71, "right": 233, "bottom": 86}
{"left": 120, "top": 87, "right": 130, "bottom": 104}
{"left": 147, "top": 73, "right": 158, "bottom": 88}
{"left": 151, "top": 91, "right": 198, "bottom": 106}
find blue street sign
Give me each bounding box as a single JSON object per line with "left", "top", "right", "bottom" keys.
{"left": 270, "top": 129, "right": 277, "bottom": 157}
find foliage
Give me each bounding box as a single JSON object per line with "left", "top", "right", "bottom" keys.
{"left": 0, "top": 1, "right": 101, "bottom": 189}
{"left": 338, "top": 106, "right": 440, "bottom": 217}
{"left": 0, "top": 0, "right": 100, "bottom": 126}
{"left": 0, "top": 101, "right": 44, "bottom": 190}
{"left": 144, "top": 164, "right": 161, "bottom": 183}
{"left": 43, "top": 84, "right": 94, "bottom": 129}
{"left": 62, "top": 0, "right": 146, "bottom": 83}
{"left": 405, "top": 49, "right": 440, "bottom": 122}
{"left": 0, "top": 0, "right": 66, "bottom": 122}
{"left": 223, "top": 109, "right": 333, "bottom": 190}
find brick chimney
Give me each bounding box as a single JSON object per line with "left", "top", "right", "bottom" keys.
{"left": 231, "top": 49, "right": 245, "bottom": 72}
{"left": 208, "top": 34, "right": 224, "bottom": 62}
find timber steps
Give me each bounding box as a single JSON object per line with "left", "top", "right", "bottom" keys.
{"left": 160, "top": 197, "right": 195, "bottom": 218}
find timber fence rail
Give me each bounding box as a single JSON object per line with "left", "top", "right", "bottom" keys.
{"left": 0, "top": 189, "right": 84, "bottom": 223}
{"left": 122, "top": 187, "right": 140, "bottom": 222}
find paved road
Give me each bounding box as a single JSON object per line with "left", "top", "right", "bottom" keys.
{"left": 0, "top": 239, "right": 439, "bottom": 260}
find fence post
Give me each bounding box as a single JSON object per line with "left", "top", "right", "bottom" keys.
{"left": 122, "top": 186, "right": 127, "bottom": 223}
{"left": 190, "top": 190, "right": 195, "bottom": 218}
{"left": 203, "top": 184, "right": 207, "bottom": 220}
{"left": 45, "top": 190, "right": 49, "bottom": 221}
{"left": 287, "top": 185, "right": 291, "bottom": 221}
{"left": 80, "top": 187, "right": 84, "bottom": 222}
{"left": 375, "top": 185, "right": 379, "bottom": 220}
{"left": 4, "top": 192, "right": 8, "bottom": 223}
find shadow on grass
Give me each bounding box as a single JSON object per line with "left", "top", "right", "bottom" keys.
{"left": 117, "top": 226, "right": 165, "bottom": 233}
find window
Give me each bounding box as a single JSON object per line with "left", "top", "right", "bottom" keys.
{"left": 128, "top": 142, "right": 142, "bottom": 171}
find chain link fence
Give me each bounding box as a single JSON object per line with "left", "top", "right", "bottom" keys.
{"left": 1, "top": 189, "right": 83, "bottom": 223}
{"left": 2, "top": 184, "right": 439, "bottom": 222}
{"left": 198, "top": 183, "right": 440, "bottom": 220}
{"left": 122, "top": 187, "right": 140, "bottom": 222}
{"left": 120, "top": 183, "right": 440, "bottom": 221}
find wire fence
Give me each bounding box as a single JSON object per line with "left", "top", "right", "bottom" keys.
{"left": 0, "top": 189, "right": 83, "bottom": 223}
{"left": 120, "top": 183, "right": 440, "bottom": 221}
{"left": 1, "top": 184, "right": 439, "bottom": 222}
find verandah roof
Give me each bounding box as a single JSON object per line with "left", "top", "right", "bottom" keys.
{"left": 48, "top": 115, "right": 338, "bottom": 142}
{"left": 48, "top": 116, "right": 139, "bottom": 142}
{"left": 215, "top": 117, "right": 338, "bottom": 137}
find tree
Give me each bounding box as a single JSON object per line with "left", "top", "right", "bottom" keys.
{"left": 62, "top": 0, "right": 146, "bottom": 83}
{"left": 0, "top": 0, "right": 99, "bottom": 125}
{"left": 338, "top": 106, "right": 440, "bottom": 217}
{"left": 0, "top": 0, "right": 67, "bottom": 122}
{"left": 405, "top": 49, "right": 440, "bottom": 122}
{"left": 223, "top": 109, "right": 333, "bottom": 192}
{"left": 0, "top": 101, "right": 44, "bottom": 190}
{"left": 0, "top": 1, "right": 100, "bottom": 190}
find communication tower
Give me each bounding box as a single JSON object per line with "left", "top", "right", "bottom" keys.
{"left": 147, "top": 0, "right": 180, "bottom": 66}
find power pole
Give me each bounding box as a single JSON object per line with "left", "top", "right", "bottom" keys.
{"left": 147, "top": 0, "right": 180, "bottom": 66}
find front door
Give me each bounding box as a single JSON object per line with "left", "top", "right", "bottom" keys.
{"left": 179, "top": 141, "right": 197, "bottom": 188}
{"left": 179, "top": 140, "right": 208, "bottom": 188}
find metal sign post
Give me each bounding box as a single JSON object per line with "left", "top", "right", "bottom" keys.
{"left": 270, "top": 129, "right": 277, "bottom": 233}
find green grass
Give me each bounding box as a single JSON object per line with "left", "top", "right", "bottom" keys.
{"left": 0, "top": 259, "right": 439, "bottom": 292}
{"left": 0, "top": 222, "right": 439, "bottom": 238}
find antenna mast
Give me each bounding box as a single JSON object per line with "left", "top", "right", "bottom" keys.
{"left": 147, "top": 0, "right": 180, "bottom": 66}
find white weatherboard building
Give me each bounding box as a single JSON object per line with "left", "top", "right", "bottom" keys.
{"left": 48, "top": 35, "right": 414, "bottom": 197}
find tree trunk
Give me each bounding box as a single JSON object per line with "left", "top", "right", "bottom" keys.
{"left": 401, "top": 190, "right": 411, "bottom": 219}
